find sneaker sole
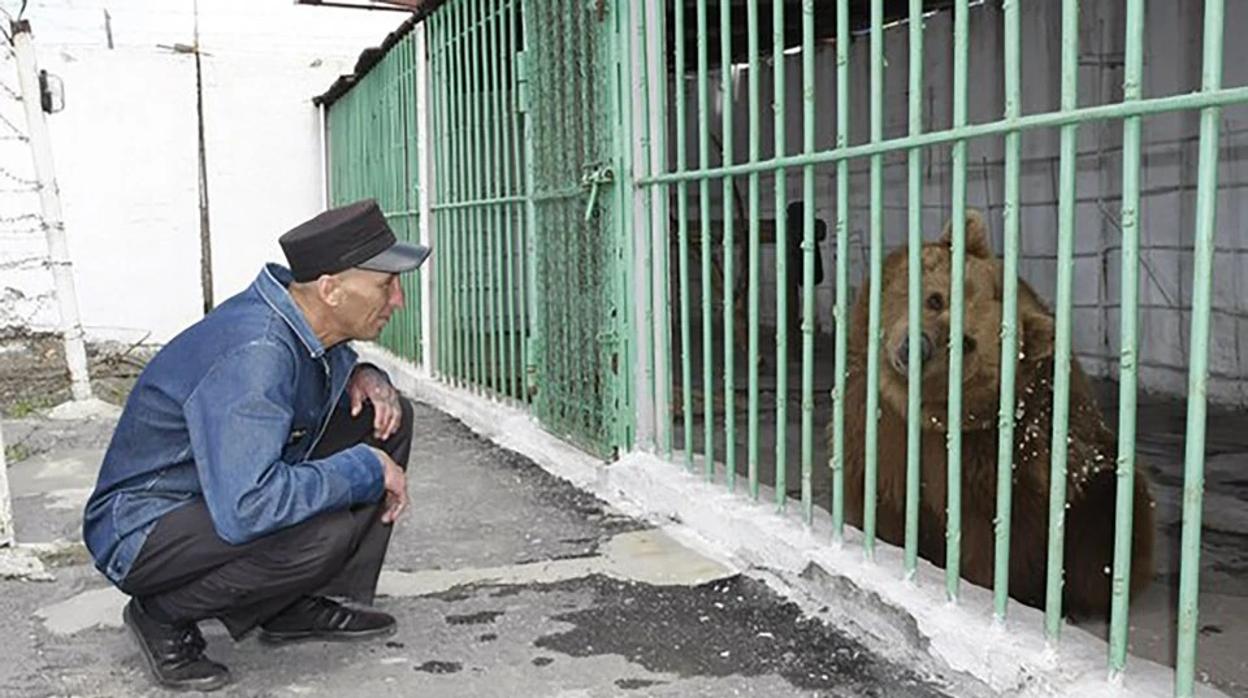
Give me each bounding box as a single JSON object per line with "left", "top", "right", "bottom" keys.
{"left": 123, "top": 604, "right": 232, "bottom": 693}
{"left": 258, "top": 622, "right": 397, "bottom": 646}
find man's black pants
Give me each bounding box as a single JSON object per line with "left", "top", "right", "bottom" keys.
{"left": 117, "top": 399, "right": 414, "bottom": 639}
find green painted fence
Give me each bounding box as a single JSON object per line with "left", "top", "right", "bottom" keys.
{"left": 326, "top": 1, "right": 1241, "bottom": 693}
{"left": 633, "top": 1, "right": 1238, "bottom": 696}
{"left": 426, "top": 0, "right": 530, "bottom": 404}
{"left": 326, "top": 28, "right": 422, "bottom": 364}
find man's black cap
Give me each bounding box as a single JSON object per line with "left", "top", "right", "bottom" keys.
{"left": 279, "top": 199, "right": 431, "bottom": 282}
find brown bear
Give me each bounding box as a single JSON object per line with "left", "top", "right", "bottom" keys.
{"left": 831, "top": 210, "right": 1155, "bottom": 619}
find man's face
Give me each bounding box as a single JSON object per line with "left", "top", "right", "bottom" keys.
{"left": 331, "top": 268, "right": 404, "bottom": 341}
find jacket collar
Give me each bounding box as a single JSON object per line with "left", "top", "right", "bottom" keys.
{"left": 254, "top": 263, "right": 328, "bottom": 359}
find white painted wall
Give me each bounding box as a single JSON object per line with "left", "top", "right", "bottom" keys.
{"left": 0, "top": 0, "right": 405, "bottom": 343}
{"left": 669, "top": 1, "right": 1248, "bottom": 405}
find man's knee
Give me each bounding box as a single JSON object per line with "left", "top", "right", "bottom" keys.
{"left": 266, "top": 510, "right": 357, "bottom": 582}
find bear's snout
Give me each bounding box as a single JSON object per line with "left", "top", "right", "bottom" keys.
{"left": 893, "top": 332, "right": 933, "bottom": 373}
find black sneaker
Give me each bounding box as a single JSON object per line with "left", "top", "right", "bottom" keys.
{"left": 123, "top": 599, "right": 231, "bottom": 692}
{"left": 258, "top": 596, "right": 397, "bottom": 644}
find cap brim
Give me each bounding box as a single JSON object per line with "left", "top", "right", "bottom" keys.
{"left": 356, "top": 241, "right": 431, "bottom": 274}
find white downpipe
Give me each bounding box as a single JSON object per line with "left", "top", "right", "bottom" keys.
{"left": 415, "top": 23, "right": 434, "bottom": 377}
{"left": 319, "top": 101, "right": 330, "bottom": 210}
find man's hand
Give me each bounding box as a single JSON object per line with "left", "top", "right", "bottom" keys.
{"left": 371, "top": 447, "right": 408, "bottom": 524}
{"left": 348, "top": 365, "right": 402, "bottom": 441}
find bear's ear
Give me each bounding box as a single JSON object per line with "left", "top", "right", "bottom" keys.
{"left": 940, "top": 208, "right": 993, "bottom": 259}
{"left": 1020, "top": 306, "right": 1055, "bottom": 362}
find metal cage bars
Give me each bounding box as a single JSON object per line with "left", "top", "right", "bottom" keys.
{"left": 326, "top": 29, "right": 423, "bottom": 364}
{"left": 325, "top": 0, "right": 1238, "bottom": 692}
{"left": 624, "top": 1, "right": 1235, "bottom": 695}
{"left": 427, "top": 0, "right": 530, "bottom": 403}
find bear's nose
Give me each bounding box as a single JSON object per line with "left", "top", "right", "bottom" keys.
{"left": 896, "top": 332, "right": 933, "bottom": 369}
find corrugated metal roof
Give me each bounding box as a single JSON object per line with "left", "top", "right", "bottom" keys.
{"left": 312, "top": 1, "right": 445, "bottom": 108}
{"left": 314, "top": 0, "right": 960, "bottom": 108}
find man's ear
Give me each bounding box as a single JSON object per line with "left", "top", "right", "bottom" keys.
{"left": 1020, "top": 305, "right": 1055, "bottom": 362}
{"left": 940, "top": 208, "right": 993, "bottom": 259}
{"left": 316, "top": 274, "right": 344, "bottom": 307}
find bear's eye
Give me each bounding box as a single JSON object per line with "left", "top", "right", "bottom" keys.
{"left": 926, "top": 293, "right": 944, "bottom": 311}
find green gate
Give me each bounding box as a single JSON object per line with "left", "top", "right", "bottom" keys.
{"left": 326, "top": 29, "right": 423, "bottom": 364}
{"left": 426, "top": 0, "right": 628, "bottom": 458}
{"left": 520, "top": 0, "right": 630, "bottom": 458}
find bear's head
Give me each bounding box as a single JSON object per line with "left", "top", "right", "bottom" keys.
{"left": 873, "top": 210, "right": 1055, "bottom": 431}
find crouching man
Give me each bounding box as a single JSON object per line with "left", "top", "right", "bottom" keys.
{"left": 82, "top": 200, "right": 430, "bottom": 691}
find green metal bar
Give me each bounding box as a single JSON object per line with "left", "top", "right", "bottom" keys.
{"left": 472, "top": 0, "right": 487, "bottom": 393}
{"left": 617, "top": 0, "right": 640, "bottom": 453}
{"left": 640, "top": 86, "right": 1248, "bottom": 186}
{"left": 512, "top": 0, "right": 533, "bottom": 404}
{"left": 1107, "top": 0, "right": 1145, "bottom": 674}
{"left": 946, "top": 0, "right": 968, "bottom": 602}
{"left": 432, "top": 196, "right": 528, "bottom": 211}
{"left": 903, "top": 0, "right": 923, "bottom": 578}
{"left": 610, "top": 0, "right": 635, "bottom": 451}
{"left": 1176, "top": 1, "right": 1225, "bottom": 693}
{"left": 799, "top": 0, "right": 814, "bottom": 526}
{"left": 863, "top": 0, "right": 884, "bottom": 559}
{"left": 772, "top": 0, "right": 788, "bottom": 512}
{"left": 675, "top": 0, "right": 694, "bottom": 470}
{"left": 831, "top": 0, "right": 848, "bottom": 542}
{"left": 434, "top": 9, "right": 449, "bottom": 377}
{"left": 497, "top": 0, "right": 518, "bottom": 401}
{"left": 459, "top": 0, "right": 474, "bottom": 389}
{"left": 442, "top": 23, "right": 454, "bottom": 380}
{"left": 654, "top": 0, "right": 674, "bottom": 459}
{"left": 1044, "top": 0, "right": 1079, "bottom": 638}
{"left": 460, "top": 0, "right": 474, "bottom": 390}
{"left": 697, "top": 0, "right": 714, "bottom": 482}
{"left": 638, "top": 0, "right": 657, "bottom": 451}
{"left": 487, "top": 0, "right": 504, "bottom": 398}
{"left": 993, "top": 0, "right": 1021, "bottom": 621}
{"left": 720, "top": 0, "right": 736, "bottom": 493}
{"left": 519, "top": 0, "right": 539, "bottom": 407}
{"left": 460, "top": 0, "right": 476, "bottom": 389}
{"left": 551, "top": 1, "right": 571, "bottom": 428}
{"left": 436, "top": 8, "right": 449, "bottom": 378}
{"left": 746, "top": 0, "right": 760, "bottom": 502}
{"left": 477, "top": 0, "right": 491, "bottom": 391}
{"left": 451, "top": 0, "right": 467, "bottom": 387}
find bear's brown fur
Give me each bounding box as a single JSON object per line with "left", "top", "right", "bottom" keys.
{"left": 831, "top": 210, "right": 1155, "bottom": 618}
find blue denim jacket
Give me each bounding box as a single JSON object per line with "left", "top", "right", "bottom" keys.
{"left": 83, "top": 264, "right": 385, "bottom": 585}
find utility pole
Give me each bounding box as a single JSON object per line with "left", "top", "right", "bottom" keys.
{"left": 192, "top": 0, "right": 213, "bottom": 314}
{"left": 11, "top": 20, "right": 93, "bottom": 404}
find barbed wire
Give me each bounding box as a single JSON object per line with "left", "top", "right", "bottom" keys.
{"left": 0, "top": 163, "right": 37, "bottom": 188}
{"left": 0, "top": 289, "right": 57, "bottom": 329}
{"left": 0, "top": 255, "right": 49, "bottom": 271}
{"left": 0, "top": 212, "right": 38, "bottom": 224}
{"left": 0, "top": 113, "right": 27, "bottom": 140}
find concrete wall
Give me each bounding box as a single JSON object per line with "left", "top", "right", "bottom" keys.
{"left": 669, "top": 1, "right": 1248, "bottom": 405}
{"left": 0, "top": 0, "right": 404, "bottom": 343}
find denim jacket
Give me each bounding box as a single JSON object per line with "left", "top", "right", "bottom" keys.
{"left": 83, "top": 264, "right": 385, "bottom": 585}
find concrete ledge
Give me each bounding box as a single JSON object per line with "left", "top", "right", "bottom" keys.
{"left": 358, "top": 343, "right": 1226, "bottom": 698}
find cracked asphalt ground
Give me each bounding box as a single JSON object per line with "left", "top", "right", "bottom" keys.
{"left": 1, "top": 400, "right": 957, "bottom": 697}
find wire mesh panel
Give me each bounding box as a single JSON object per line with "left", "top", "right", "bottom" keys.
{"left": 327, "top": 29, "right": 423, "bottom": 364}
{"left": 427, "top": 0, "right": 530, "bottom": 403}
{"left": 521, "top": 0, "right": 628, "bottom": 459}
